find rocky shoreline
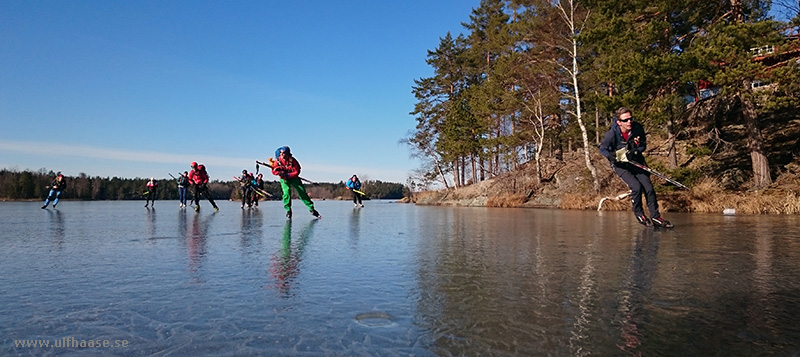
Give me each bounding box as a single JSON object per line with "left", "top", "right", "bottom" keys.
{"left": 404, "top": 151, "right": 800, "bottom": 215}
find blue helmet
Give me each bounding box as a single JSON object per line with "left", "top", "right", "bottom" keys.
{"left": 275, "top": 146, "right": 291, "bottom": 159}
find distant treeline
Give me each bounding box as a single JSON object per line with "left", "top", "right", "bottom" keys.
{"left": 0, "top": 169, "right": 407, "bottom": 201}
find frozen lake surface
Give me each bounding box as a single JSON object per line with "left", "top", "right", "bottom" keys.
{"left": 2, "top": 200, "right": 800, "bottom": 355}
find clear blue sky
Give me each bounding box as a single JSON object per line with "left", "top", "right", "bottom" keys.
{"left": 0, "top": 1, "right": 478, "bottom": 184}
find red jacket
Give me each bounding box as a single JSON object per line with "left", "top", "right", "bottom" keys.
{"left": 189, "top": 166, "right": 209, "bottom": 185}
{"left": 271, "top": 156, "right": 300, "bottom": 179}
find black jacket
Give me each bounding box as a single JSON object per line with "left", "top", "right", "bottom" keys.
{"left": 51, "top": 177, "right": 67, "bottom": 191}
{"left": 598, "top": 120, "right": 647, "bottom": 165}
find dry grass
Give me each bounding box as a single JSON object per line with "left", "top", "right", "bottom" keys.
{"left": 486, "top": 194, "right": 528, "bottom": 207}
{"left": 659, "top": 176, "right": 800, "bottom": 214}
{"left": 554, "top": 175, "right": 800, "bottom": 215}
{"left": 559, "top": 193, "right": 596, "bottom": 210}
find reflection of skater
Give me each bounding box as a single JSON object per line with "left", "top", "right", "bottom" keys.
{"left": 270, "top": 220, "right": 316, "bottom": 296}
{"left": 346, "top": 174, "right": 364, "bottom": 207}
{"left": 47, "top": 209, "right": 65, "bottom": 248}
{"left": 144, "top": 177, "right": 158, "bottom": 208}
{"left": 270, "top": 146, "right": 320, "bottom": 219}
{"left": 189, "top": 162, "right": 219, "bottom": 212}
{"left": 185, "top": 213, "right": 211, "bottom": 284}
{"left": 616, "top": 228, "right": 658, "bottom": 355}
{"left": 41, "top": 173, "right": 67, "bottom": 209}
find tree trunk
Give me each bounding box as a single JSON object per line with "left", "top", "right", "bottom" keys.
{"left": 740, "top": 86, "right": 772, "bottom": 188}
{"left": 460, "top": 157, "right": 466, "bottom": 186}
{"left": 470, "top": 152, "right": 477, "bottom": 184}
{"left": 562, "top": 0, "right": 600, "bottom": 191}
{"left": 450, "top": 159, "right": 461, "bottom": 189}
{"left": 554, "top": 141, "right": 563, "bottom": 161}
{"left": 434, "top": 157, "right": 449, "bottom": 190}
{"left": 595, "top": 105, "right": 601, "bottom": 145}
{"left": 667, "top": 116, "right": 677, "bottom": 169}
{"left": 480, "top": 155, "right": 485, "bottom": 181}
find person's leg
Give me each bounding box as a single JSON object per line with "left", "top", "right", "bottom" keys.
{"left": 42, "top": 189, "right": 56, "bottom": 207}
{"left": 291, "top": 179, "right": 315, "bottom": 211}
{"left": 53, "top": 190, "right": 62, "bottom": 207}
{"left": 280, "top": 179, "right": 292, "bottom": 212}
{"left": 204, "top": 187, "right": 218, "bottom": 209}
{"left": 615, "top": 166, "right": 645, "bottom": 217}
{"left": 635, "top": 171, "right": 660, "bottom": 218}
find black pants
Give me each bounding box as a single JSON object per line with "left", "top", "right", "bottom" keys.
{"left": 194, "top": 185, "right": 218, "bottom": 208}
{"left": 241, "top": 186, "right": 251, "bottom": 206}
{"left": 614, "top": 164, "right": 659, "bottom": 218}
{"left": 352, "top": 191, "right": 362, "bottom": 205}
{"left": 146, "top": 190, "right": 156, "bottom": 204}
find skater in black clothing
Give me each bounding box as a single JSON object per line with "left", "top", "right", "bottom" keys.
{"left": 41, "top": 173, "right": 67, "bottom": 209}
{"left": 599, "top": 107, "right": 673, "bottom": 228}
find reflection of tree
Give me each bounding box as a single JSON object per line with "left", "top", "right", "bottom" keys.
{"left": 185, "top": 213, "right": 214, "bottom": 284}
{"left": 269, "top": 220, "right": 316, "bottom": 297}
{"left": 745, "top": 219, "right": 777, "bottom": 338}
{"left": 569, "top": 229, "right": 600, "bottom": 357}
{"left": 616, "top": 228, "right": 658, "bottom": 355}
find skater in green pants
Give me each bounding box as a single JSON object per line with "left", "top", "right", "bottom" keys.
{"left": 270, "top": 146, "right": 320, "bottom": 219}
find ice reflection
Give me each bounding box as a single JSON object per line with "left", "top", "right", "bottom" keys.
{"left": 745, "top": 219, "right": 777, "bottom": 341}
{"left": 615, "top": 228, "right": 658, "bottom": 355}
{"left": 349, "top": 207, "right": 362, "bottom": 247}
{"left": 146, "top": 206, "right": 156, "bottom": 241}
{"left": 270, "top": 219, "right": 317, "bottom": 297}
{"left": 184, "top": 212, "right": 215, "bottom": 284}
{"left": 46, "top": 209, "right": 65, "bottom": 249}
{"left": 4, "top": 203, "right": 800, "bottom": 355}
{"left": 568, "top": 224, "right": 601, "bottom": 357}
{"left": 239, "top": 208, "right": 263, "bottom": 253}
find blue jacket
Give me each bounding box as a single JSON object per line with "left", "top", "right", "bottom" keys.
{"left": 346, "top": 178, "right": 361, "bottom": 190}
{"left": 598, "top": 120, "right": 647, "bottom": 165}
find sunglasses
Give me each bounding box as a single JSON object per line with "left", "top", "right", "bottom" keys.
{"left": 617, "top": 118, "right": 632, "bottom": 123}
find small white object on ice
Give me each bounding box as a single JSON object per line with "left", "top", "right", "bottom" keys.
{"left": 723, "top": 208, "right": 736, "bottom": 216}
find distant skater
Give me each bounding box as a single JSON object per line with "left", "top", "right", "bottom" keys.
{"left": 41, "top": 173, "right": 67, "bottom": 209}
{"left": 177, "top": 171, "right": 190, "bottom": 208}
{"left": 144, "top": 177, "right": 158, "bottom": 208}
{"left": 239, "top": 169, "right": 253, "bottom": 209}
{"left": 253, "top": 173, "right": 264, "bottom": 207}
{"left": 599, "top": 107, "right": 672, "bottom": 228}
{"left": 189, "top": 162, "right": 219, "bottom": 212}
{"left": 270, "top": 146, "right": 320, "bottom": 219}
{"left": 346, "top": 174, "right": 364, "bottom": 207}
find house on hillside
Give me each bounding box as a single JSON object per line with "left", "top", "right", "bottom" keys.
{"left": 691, "top": 33, "right": 800, "bottom": 103}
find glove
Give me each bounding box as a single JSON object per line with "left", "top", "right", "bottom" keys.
{"left": 614, "top": 147, "right": 630, "bottom": 163}
{"left": 626, "top": 148, "right": 645, "bottom": 163}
